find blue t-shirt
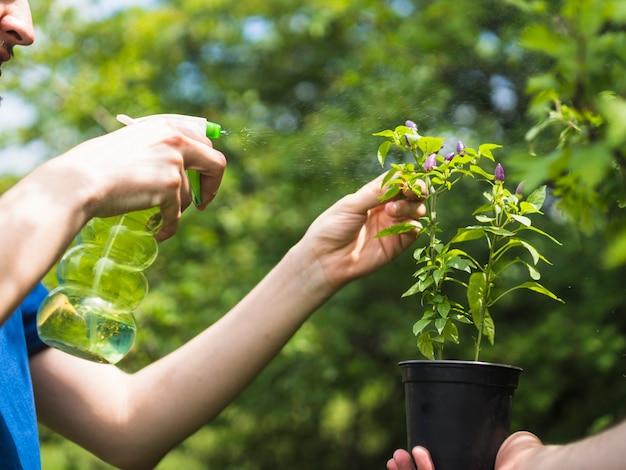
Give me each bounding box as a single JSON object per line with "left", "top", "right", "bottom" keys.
{"left": 1, "top": 283, "right": 48, "bottom": 469}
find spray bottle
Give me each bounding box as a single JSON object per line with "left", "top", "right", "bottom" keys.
{"left": 36, "top": 114, "right": 222, "bottom": 364}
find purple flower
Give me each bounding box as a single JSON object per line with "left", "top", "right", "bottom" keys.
{"left": 456, "top": 141, "right": 465, "bottom": 154}
{"left": 424, "top": 153, "right": 437, "bottom": 171}
{"left": 405, "top": 120, "right": 418, "bottom": 130}
{"left": 495, "top": 163, "right": 505, "bottom": 183}
{"left": 444, "top": 152, "right": 455, "bottom": 163}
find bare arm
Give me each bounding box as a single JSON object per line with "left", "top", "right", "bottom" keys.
{"left": 495, "top": 424, "right": 626, "bottom": 470}
{"left": 0, "top": 120, "right": 225, "bottom": 325}
{"left": 31, "top": 176, "right": 424, "bottom": 469}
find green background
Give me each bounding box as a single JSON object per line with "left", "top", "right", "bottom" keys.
{"left": 2, "top": 0, "right": 626, "bottom": 468}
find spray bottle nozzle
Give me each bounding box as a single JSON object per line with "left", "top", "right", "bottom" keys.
{"left": 205, "top": 121, "right": 222, "bottom": 139}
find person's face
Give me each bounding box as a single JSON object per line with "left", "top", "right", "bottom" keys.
{"left": 0, "top": 0, "right": 34, "bottom": 76}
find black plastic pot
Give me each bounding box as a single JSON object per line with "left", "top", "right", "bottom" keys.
{"left": 399, "top": 360, "right": 522, "bottom": 470}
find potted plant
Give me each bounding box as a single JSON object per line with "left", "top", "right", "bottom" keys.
{"left": 374, "top": 120, "right": 562, "bottom": 470}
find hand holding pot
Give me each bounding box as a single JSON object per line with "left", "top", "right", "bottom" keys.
{"left": 387, "top": 447, "right": 434, "bottom": 470}
{"left": 386, "top": 433, "right": 549, "bottom": 470}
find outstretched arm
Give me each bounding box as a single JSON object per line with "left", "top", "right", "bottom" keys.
{"left": 31, "top": 175, "right": 425, "bottom": 469}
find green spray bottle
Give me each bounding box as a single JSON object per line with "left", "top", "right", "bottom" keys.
{"left": 36, "top": 113, "right": 222, "bottom": 364}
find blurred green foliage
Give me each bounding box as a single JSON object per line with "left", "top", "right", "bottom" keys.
{"left": 2, "top": 0, "right": 626, "bottom": 468}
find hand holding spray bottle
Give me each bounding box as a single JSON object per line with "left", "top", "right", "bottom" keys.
{"left": 116, "top": 114, "right": 223, "bottom": 207}
{"left": 36, "top": 114, "right": 222, "bottom": 364}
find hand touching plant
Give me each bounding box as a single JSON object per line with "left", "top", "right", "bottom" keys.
{"left": 375, "top": 121, "right": 562, "bottom": 360}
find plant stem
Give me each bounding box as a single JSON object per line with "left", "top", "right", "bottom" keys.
{"left": 474, "top": 189, "right": 502, "bottom": 361}
{"left": 425, "top": 176, "right": 443, "bottom": 359}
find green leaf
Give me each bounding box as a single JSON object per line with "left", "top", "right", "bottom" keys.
{"left": 437, "top": 300, "right": 451, "bottom": 318}
{"left": 417, "top": 332, "right": 435, "bottom": 360}
{"left": 372, "top": 129, "right": 396, "bottom": 138}
{"left": 403, "top": 277, "right": 433, "bottom": 297}
{"left": 470, "top": 164, "right": 495, "bottom": 179}
{"left": 523, "top": 225, "right": 562, "bottom": 245}
{"left": 517, "top": 239, "right": 541, "bottom": 265}
{"left": 519, "top": 201, "right": 542, "bottom": 215}
{"left": 376, "top": 140, "right": 393, "bottom": 166}
{"left": 415, "top": 265, "right": 436, "bottom": 280}
{"left": 472, "top": 306, "right": 495, "bottom": 343}
{"left": 467, "top": 272, "right": 487, "bottom": 316}
{"left": 473, "top": 203, "right": 495, "bottom": 214}
{"left": 413, "top": 317, "right": 432, "bottom": 336}
{"left": 510, "top": 213, "right": 532, "bottom": 227}
{"left": 484, "top": 226, "right": 516, "bottom": 237}
{"left": 443, "top": 321, "right": 460, "bottom": 344}
{"left": 482, "top": 310, "right": 496, "bottom": 345}
{"left": 452, "top": 313, "right": 473, "bottom": 325}
{"left": 413, "top": 246, "right": 428, "bottom": 260}
{"left": 417, "top": 277, "right": 435, "bottom": 292}
{"left": 518, "top": 281, "right": 564, "bottom": 302}
{"left": 375, "top": 222, "right": 417, "bottom": 237}
{"left": 394, "top": 125, "right": 417, "bottom": 137}
{"left": 500, "top": 256, "right": 541, "bottom": 280}
{"left": 418, "top": 136, "right": 446, "bottom": 154}
{"left": 478, "top": 143, "right": 503, "bottom": 160}
{"left": 525, "top": 185, "right": 547, "bottom": 210}
{"left": 435, "top": 318, "right": 447, "bottom": 334}
{"left": 447, "top": 255, "right": 475, "bottom": 273}
{"left": 379, "top": 184, "right": 401, "bottom": 203}
{"left": 451, "top": 227, "right": 486, "bottom": 243}
{"left": 519, "top": 258, "right": 541, "bottom": 280}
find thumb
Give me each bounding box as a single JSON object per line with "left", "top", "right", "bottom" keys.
{"left": 496, "top": 431, "right": 543, "bottom": 469}
{"left": 342, "top": 174, "right": 388, "bottom": 214}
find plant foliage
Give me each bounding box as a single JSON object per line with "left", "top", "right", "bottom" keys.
{"left": 375, "top": 123, "right": 562, "bottom": 359}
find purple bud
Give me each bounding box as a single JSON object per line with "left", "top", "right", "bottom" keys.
{"left": 424, "top": 153, "right": 437, "bottom": 171}
{"left": 444, "top": 152, "right": 455, "bottom": 163}
{"left": 404, "top": 135, "right": 411, "bottom": 148}
{"left": 515, "top": 181, "right": 525, "bottom": 197}
{"left": 495, "top": 163, "right": 505, "bottom": 183}
{"left": 405, "top": 120, "right": 418, "bottom": 130}
{"left": 456, "top": 141, "right": 465, "bottom": 154}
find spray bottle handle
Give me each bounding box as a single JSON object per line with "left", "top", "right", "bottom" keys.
{"left": 188, "top": 120, "right": 222, "bottom": 207}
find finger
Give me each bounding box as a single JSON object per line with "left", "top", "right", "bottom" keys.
{"left": 168, "top": 125, "right": 225, "bottom": 210}
{"left": 412, "top": 447, "right": 435, "bottom": 470}
{"left": 197, "top": 150, "right": 226, "bottom": 209}
{"left": 154, "top": 120, "right": 226, "bottom": 210}
{"left": 187, "top": 146, "right": 227, "bottom": 211}
{"left": 180, "top": 166, "right": 192, "bottom": 212}
{"left": 386, "top": 458, "right": 399, "bottom": 470}
{"left": 384, "top": 199, "right": 426, "bottom": 220}
{"left": 156, "top": 189, "right": 183, "bottom": 242}
{"left": 341, "top": 174, "right": 389, "bottom": 214}
{"left": 496, "top": 431, "right": 543, "bottom": 467}
{"left": 389, "top": 449, "right": 416, "bottom": 470}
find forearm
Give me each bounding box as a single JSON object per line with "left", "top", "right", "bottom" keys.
{"left": 0, "top": 157, "right": 91, "bottom": 322}
{"left": 539, "top": 421, "right": 626, "bottom": 470}
{"left": 123, "top": 243, "right": 335, "bottom": 465}
{"left": 499, "top": 422, "right": 626, "bottom": 470}
{"left": 35, "top": 241, "right": 339, "bottom": 469}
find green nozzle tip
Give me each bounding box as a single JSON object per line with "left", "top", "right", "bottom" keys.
{"left": 205, "top": 121, "right": 222, "bottom": 139}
